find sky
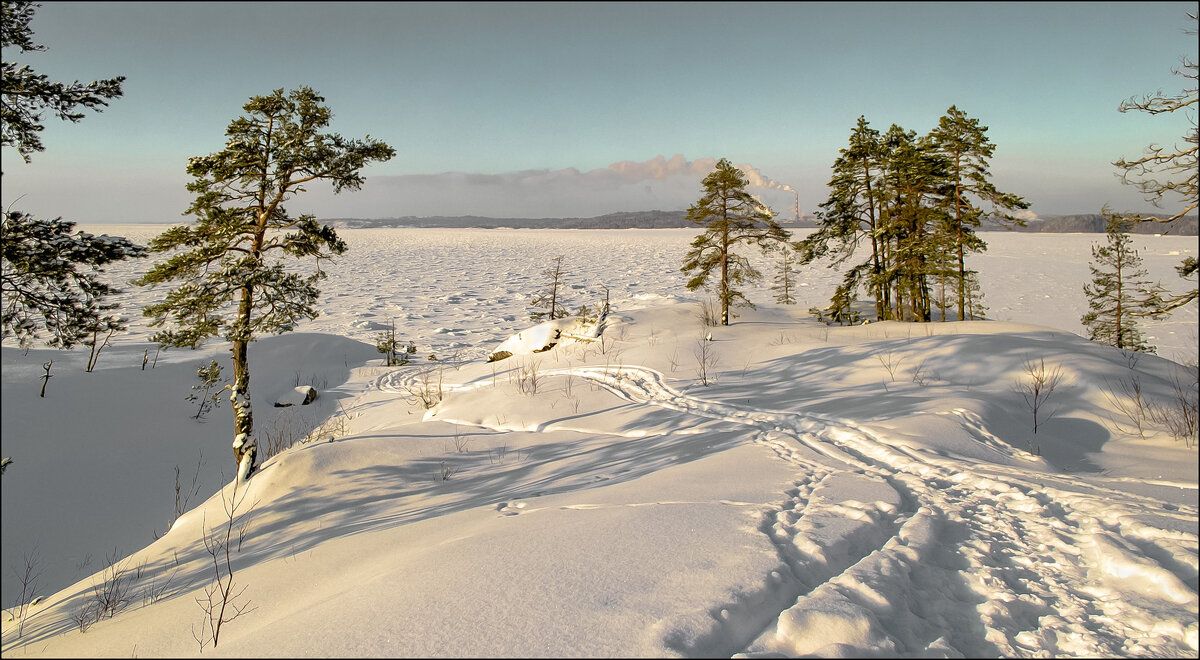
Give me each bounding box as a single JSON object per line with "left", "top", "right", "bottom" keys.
{"left": 1, "top": 1, "right": 1197, "bottom": 222}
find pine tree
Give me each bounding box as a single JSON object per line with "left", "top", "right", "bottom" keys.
{"left": 959, "top": 269, "right": 988, "bottom": 321}
{"left": 529, "top": 255, "right": 568, "bottom": 321}
{"left": 798, "top": 117, "right": 888, "bottom": 319}
{"left": 1081, "top": 208, "right": 1156, "bottom": 353}
{"left": 1, "top": 210, "right": 144, "bottom": 349}
{"left": 375, "top": 318, "right": 407, "bottom": 366}
{"left": 136, "top": 87, "right": 394, "bottom": 482}
{"left": 804, "top": 118, "right": 963, "bottom": 324}
{"left": 682, "top": 158, "right": 791, "bottom": 325}
{"left": 926, "top": 106, "right": 1029, "bottom": 321}
{"left": 877, "top": 126, "right": 950, "bottom": 322}
{"left": 1113, "top": 12, "right": 1197, "bottom": 225}
{"left": 1, "top": 1, "right": 125, "bottom": 163}
{"left": 1113, "top": 12, "right": 1197, "bottom": 314}
{"left": 825, "top": 278, "right": 858, "bottom": 325}
{"left": 1, "top": 2, "right": 143, "bottom": 348}
{"left": 770, "top": 243, "right": 799, "bottom": 305}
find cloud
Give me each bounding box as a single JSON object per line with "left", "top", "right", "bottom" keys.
{"left": 603, "top": 154, "right": 715, "bottom": 181}
{"left": 318, "top": 155, "right": 801, "bottom": 218}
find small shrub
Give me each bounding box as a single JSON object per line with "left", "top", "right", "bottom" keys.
{"left": 375, "top": 318, "right": 402, "bottom": 365}
{"left": 876, "top": 351, "right": 905, "bottom": 383}
{"left": 77, "top": 548, "right": 131, "bottom": 630}
{"left": 452, "top": 425, "right": 469, "bottom": 453}
{"left": 1013, "top": 357, "right": 1066, "bottom": 452}
{"left": 512, "top": 358, "right": 542, "bottom": 395}
{"left": 11, "top": 548, "right": 42, "bottom": 638}
{"left": 694, "top": 336, "right": 719, "bottom": 386}
{"left": 1149, "top": 367, "right": 1199, "bottom": 448}
{"left": 192, "top": 481, "right": 257, "bottom": 651}
{"left": 405, "top": 366, "right": 444, "bottom": 408}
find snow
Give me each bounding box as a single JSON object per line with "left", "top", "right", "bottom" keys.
{"left": 1, "top": 226, "right": 1197, "bottom": 657}
{"left": 273, "top": 386, "right": 318, "bottom": 408}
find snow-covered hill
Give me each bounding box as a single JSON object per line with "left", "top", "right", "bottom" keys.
{"left": 1, "top": 228, "right": 1196, "bottom": 657}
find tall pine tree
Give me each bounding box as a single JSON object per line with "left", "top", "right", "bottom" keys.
{"left": 877, "top": 126, "right": 950, "bottom": 322}
{"left": 926, "top": 106, "right": 1028, "bottom": 320}
{"left": 136, "top": 87, "right": 394, "bottom": 482}
{"left": 682, "top": 159, "right": 791, "bottom": 326}
{"left": 797, "top": 116, "right": 889, "bottom": 319}
{"left": 802, "top": 119, "right": 955, "bottom": 323}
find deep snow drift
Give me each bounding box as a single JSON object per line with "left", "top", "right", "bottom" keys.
{"left": 1, "top": 227, "right": 1196, "bottom": 658}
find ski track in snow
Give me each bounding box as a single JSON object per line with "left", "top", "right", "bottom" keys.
{"left": 375, "top": 361, "right": 1198, "bottom": 657}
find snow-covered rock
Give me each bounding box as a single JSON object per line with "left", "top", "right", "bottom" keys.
{"left": 487, "top": 316, "right": 595, "bottom": 361}
{"left": 274, "top": 385, "right": 318, "bottom": 407}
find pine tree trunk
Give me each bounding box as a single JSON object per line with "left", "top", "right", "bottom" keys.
{"left": 783, "top": 253, "right": 791, "bottom": 303}
{"left": 918, "top": 271, "right": 931, "bottom": 322}
{"left": 870, "top": 229, "right": 884, "bottom": 321}
{"left": 230, "top": 287, "right": 256, "bottom": 481}
{"left": 864, "top": 162, "right": 885, "bottom": 321}
{"left": 956, "top": 230, "right": 965, "bottom": 320}
{"left": 550, "top": 263, "right": 560, "bottom": 320}
{"left": 720, "top": 222, "right": 730, "bottom": 326}
{"left": 1115, "top": 249, "right": 1124, "bottom": 349}
{"left": 954, "top": 159, "right": 966, "bottom": 321}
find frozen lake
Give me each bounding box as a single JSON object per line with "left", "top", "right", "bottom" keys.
{"left": 73, "top": 226, "right": 1199, "bottom": 365}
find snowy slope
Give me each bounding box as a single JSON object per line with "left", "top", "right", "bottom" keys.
{"left": 1, "top": 227, "right": 1196, "bottom": 657}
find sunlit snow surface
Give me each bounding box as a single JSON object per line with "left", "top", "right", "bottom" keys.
{"left": 1, "top": 227, "right": 1197, "bottom": 658}
{"left": 42, "top": 226, "right": 1200, "bottom": 364}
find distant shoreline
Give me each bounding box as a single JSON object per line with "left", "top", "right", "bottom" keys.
{"left": 322, "top": 212, "right": 1200, "bottom": 234}
{"left": 77, "top": 212, "right": 1198, "bottom": 235}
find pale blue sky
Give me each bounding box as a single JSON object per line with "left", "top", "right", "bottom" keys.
{"left": 2, "top": 1, "right": 1196, "bottom": 222}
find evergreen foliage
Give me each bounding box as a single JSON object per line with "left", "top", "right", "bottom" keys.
{"left": 188, "top": 360, "right": 226, "bottom": 421}
{"left": 796, "top": 116, "right": 888, "bottom": 318}
{"left": 878, "top": 124, "right": 952, "bottom": 322}
{"left": 926, "top": 106, "right": 1029, "bottom": 320}
{"left": 770, "top": 243, "right": 799, "bottom": 305}
{"left": 1, "top": 1, "right": 125, "bottom": 163}
{"left": 1, "top": 1, "right": 143, "bottom": 349}
{"left": 1, "top": 212, "right": 144, "bottom": 348}
{"left": 375, "top": 318, "right": 409, "bottom": 366}
{"left": 681, "top": 158, "right": 791, "bottom": 325}
{"left": 1081, "top": 208, "right": 1157, "bottom": 353}
{"left": 135, "top": 86, "right": 394, "bottom": 481}
{"left": 801, "top": 108, "right": 1025, "bottom": 323}
{"left": 529, "top": 255, "right": 568, "bottom": 321}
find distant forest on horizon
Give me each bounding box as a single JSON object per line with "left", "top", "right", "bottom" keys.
{"left": 328, "top": 210, "right": 1198, "bottom": 235}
